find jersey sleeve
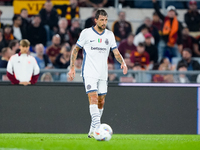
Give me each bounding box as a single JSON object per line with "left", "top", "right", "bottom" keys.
{"left": 76, "top": 29, "right": 87, "bottom": 48}
{"left": 33, "top": 57, "right": 40, "bottom": 75}
{"left": 110, "top": 32, "right": 117, "bottom": 51}
{"left": 7, "top": 57, "right": 14, "bottom": 74}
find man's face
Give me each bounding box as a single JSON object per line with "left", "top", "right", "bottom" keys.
{"left": 189, "top": 4, "right": 197, "bottom": 11}
{"left": 21, "top": 10, "right": 28, "bottom": 18}
{"left": 33, "top": 17, "right": 41, "bottom": 26}
{"left": 153, "top": 14, "right": 160, "bottom": 22}
{"left": 20, "top": 46, "right": 29, "bottom": 53}
{"left": 145, "top": 37, "right": 151, "bottom": 45}
{"left": 119, "top": 12, "right": 125, "bottom": 21}
{"left": 167, "top": 10, "right": 176, "bottom": 18}
{"left": 95, "top": 15, "right": 107, "bottom": 31}
{"left": 144, "top": 18, "right": 152, "bottom": 27}
{"left": 75, "top": 58, "right": 82, "bottom": 68}
{"left": 127, "top": 35, "right": 134, "bottom": 45}
{"left": 72, "top": 20, "right": 80, "bottom": 28}
{"left": 36, "top": 45, "right": 44, "bottom": 56}
{"left": 182, "top": 28, "right": 189, "bottom": 36}
{"left": 59, "top": 20, "right": 68, "bottom": 29}
{"left": 53, "top": 36, "right": 61, "bottom": 46}
{"left": 137, "top": 46, "right": 145, "bottom": 54}
{"left": 182, "top": 51, "right": 192, "bottom": 61}
{"left": 16, "top": 17, "right": 22, "bottom": 26}
{"left": 45, "top": 2, "right": 53, "bottom": 12}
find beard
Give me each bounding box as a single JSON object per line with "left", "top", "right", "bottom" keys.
{"left": 97, "top": 24, "right": 106, "bottom": 31}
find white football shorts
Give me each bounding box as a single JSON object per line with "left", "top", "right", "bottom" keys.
{"left": 83, "top": 77, "right": 107, "bottom": 95}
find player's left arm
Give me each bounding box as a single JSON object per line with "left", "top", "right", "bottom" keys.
{"left": 112, "top": 48, "right": 128, "bottom": 75}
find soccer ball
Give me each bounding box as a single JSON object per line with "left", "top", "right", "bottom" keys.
{"left": 94, "top": 123, "right": 113, "bottom": 141}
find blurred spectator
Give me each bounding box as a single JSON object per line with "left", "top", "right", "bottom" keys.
{"left": 20, "top": 8, "right": 29, "bottom": 39}
{"left": 35, "top": 44, "right": 52, "bottom": 69}
{"left": 152, "top": 12, "right": 162, "bottom": 33}
{"left": 180, "top": 27, "right": 200, "bottom": 57}
{"left": 86, "top": 0, "right": 108, "bottom": 8}
{"left": 152, "top": 62, "right": 174, "bottom": 83}
{"left": 68, "top": 18, "right": 82, "bottom": 45}
{"left": 12, "top": 15, "right": 24, "bottom": 40}
{"left": 136, "top": 17, "right": 160, "bottom": 46}
{"left": 107, "top": 63, "right": 118, "bottom": 82}
{"left": 184, "top": 0, "right": 200, "bottom": 31}
{"left": 39, "top": 1, "right": 59, "bottom": 42}
{"left": 152, "top": 0, "right": 183, "bottom": 61}
{"left": 28, "top": 15, "right": 47, "bottom": 47}
{"left": 57, "top": 18, "right": 69, "bottom": 45}
{"left": 134, "top": 26, "right": 154, "bottom": 46}
{"left": 177, "top": 48, "right": 200, "bottom": 82}
{"left": 3, "top": 25, "right": 14, "bottom": 46}
{"left": 130, "top": 42, "right": 150, "bottom": 70}
{"left": 144, "top": 33, "right": 158, "bottom": 64}
{"left": 128, "top": 63, "right": 142, "bottom": 83}
{"left": 0, "top": 29, "right": 6, "bottom": 53}
{"left": 40, "top": 72, "right": 54, "bottom": 82}
{"left": 46, "top": 34, "right": 61, "bottom": 65}
{"left": 84, "top": 8, "right": 97, "bottom": 28}
{"left": 8, "top": 40, "right": 19, "bottom": 55}
{"left": 112, "top": 11, "right": 132, "bottom": 43}
{"left": 67, "top": 54, "right": 83, "bottom": 82}
{"left": 174, "top": 63, "right": 190, "bottom": 83}
{"left": 55, "top": 45, "right": 71, "bottom": 68}
{"left": 0, "top": 47, "right": 12, "bottom": 68}
{"left": 54, "top": 0, "right": 80, "bottom": 26}
{"left": 118, "top": 33, "right": 136, "bottom": 59}
{"left": 7, "top": 39, "right": 40, "bottom": 85}
{"left": 0, "top": 10, "right": 4, "bottom": 29}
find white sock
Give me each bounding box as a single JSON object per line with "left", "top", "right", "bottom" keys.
{"left": 89, "top": 104, "right": 101, "bottom": 134}
{"left": 99, "top": 108, "right": 104, "bottom": 118}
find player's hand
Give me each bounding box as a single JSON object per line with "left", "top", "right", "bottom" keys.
{"left": 121, "top": 62, "right": 128, "bottom": 75}
{"left": 68, "top": 68, "right": 76, "bottom": 81}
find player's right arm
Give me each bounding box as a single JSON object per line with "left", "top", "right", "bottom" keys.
{"left": 68, "top": 45, "right": 80, "bottom": 81}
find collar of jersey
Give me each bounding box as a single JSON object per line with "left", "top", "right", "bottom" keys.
{"left": 92, "top": 26, "right": 105, "bottom": 36}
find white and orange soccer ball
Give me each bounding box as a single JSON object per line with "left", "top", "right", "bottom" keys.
{"left": 94, "top": 123, "right": 113, "bottom": 141}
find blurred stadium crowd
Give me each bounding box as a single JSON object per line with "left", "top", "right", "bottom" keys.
{"left": 0, "top": 0, "right": 200, "bottom": 83}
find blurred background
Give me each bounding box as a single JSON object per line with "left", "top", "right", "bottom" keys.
{"left": 0, "top": 0, "right": 200, "bottom": 83}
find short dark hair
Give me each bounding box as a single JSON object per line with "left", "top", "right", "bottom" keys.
{"left": 177, "top": 62, "right": 188, "bottom": 70}
{"left": 21, "top": 8, "right": 27, "bottom": 13}
{"left": 95, "top": 9, "right": 108, "bottom": 19}
{"left": 182, "top": 48, "right": 192, "bottom": 55}
{"left": 138, "top": 42, "right": 145, "bottom": 47}
{"left": 12, "top": 15, "right": 21, "bottom": 22}
{"left": 9, "top": 40, "right": 19, "bottom": 49}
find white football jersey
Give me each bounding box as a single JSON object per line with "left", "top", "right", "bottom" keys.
{"left": 76, "top": 27, "right": 117, "bottom": 80}
{"left": 7, "top": 53, "right": 40, "bottom": 82}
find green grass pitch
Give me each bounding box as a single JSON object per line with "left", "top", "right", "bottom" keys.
{"left": 0, "top": 134, "right": 200, "bottom": 150}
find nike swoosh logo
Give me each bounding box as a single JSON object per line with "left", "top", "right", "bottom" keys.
{"left": 90, "top": 40, "right": 95, "bottom": 42}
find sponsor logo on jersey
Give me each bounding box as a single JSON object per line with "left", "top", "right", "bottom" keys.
{"left": 98, "top": 38, "right": 102, "bottom": 43}
{"left": 91, "top": 47, "right": 106, "bottom": 51}
{"left": 105, "top": 39, "right": 109, "bottom": 45}
{"left": 90, "top": 40, "right": 95, "bottom": 42}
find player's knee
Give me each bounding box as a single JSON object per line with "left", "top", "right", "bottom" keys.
{"left": 88, "top": 92, "right": 98, "bottom": 104}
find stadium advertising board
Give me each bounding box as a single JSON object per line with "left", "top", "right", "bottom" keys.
{"left": 13, "top": 0, "right": 70, "bottom": 15}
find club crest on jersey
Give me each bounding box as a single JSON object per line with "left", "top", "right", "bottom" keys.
{"left": 87, "top": 84, "right": 91, "bottom": 90}
{"left": 98, "top": 38, "right": 102, "bottom": 43}
{"left": 105, "top": 39, "right": 109, "bottom": 45}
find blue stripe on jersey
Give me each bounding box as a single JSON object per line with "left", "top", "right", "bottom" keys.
{"left": 82, "top": 49, "right": 86, "bottom": 77}
{"left": 111, "top": 46, "right": 117, "bottom": 51}
{"left": 76, "top": 43, "right": 82, "bottom": 48}
{"left": 92, "top": 26, "right": 105, "bottom": 35}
